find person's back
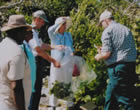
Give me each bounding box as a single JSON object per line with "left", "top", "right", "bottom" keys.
{"left": 95, "top": 10, "right": 137, "bottom": 110}
{"left": 102, "top": 21, "right": 137, "bottom": 65}
{"left": 0, "top": 37, "right": 25, "bottom": 110}
{"left": 0, "top": 14, "right": 32, "bottom": 110}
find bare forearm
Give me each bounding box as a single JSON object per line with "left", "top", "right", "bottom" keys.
{"left": 95, "top": 51, "right": 111, "bottom": 61}
{"left": 41, "top": 44, "right": 52, "bottom": 51}
{"left": 35, "top": 46, "right": 54, "bottom": 62}
{"left": 41, "top": 44, "right": 65, "bottom": 51}
{"left": 38, "top": 51, "right": 55, "bottom": 63}
{"left": 35, "top": 46, "right": 61, "bottom": 67}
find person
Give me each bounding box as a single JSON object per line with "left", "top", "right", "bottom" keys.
{"left": 23, "top": 30, "right": 36, "bottom": 93}
{"left": 95, "top": 10, "right": 137, "bottom": 110}
{"left": 21, "top": 30, "right": 36, "bottom": 110}
{"left": 28, "top": 10, "right": 61, "bottom": 110}
{"left": 48, "top": 16, "right": 74, "bottom": 109}
{"left": 0, "top": 15, "right": 32, "bottom": 110}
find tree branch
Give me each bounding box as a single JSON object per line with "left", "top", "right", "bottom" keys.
{"left": 0, "top": 0, "right": 24, "bottom": 10}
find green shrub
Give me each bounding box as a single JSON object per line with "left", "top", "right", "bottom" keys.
{"left": 69, "top": 0, "right": 140, "bottom": 109}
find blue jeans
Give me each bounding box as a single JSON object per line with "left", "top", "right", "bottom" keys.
{"left": 104, "top": 62, "right": 136, "bottom": 110}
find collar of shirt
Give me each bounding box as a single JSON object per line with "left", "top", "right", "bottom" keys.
{"left": 109, "top": 20, "right": 116, "bottom": 26}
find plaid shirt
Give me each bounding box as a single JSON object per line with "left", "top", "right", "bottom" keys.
{"left": 101, "top": 21, "right": 137, "bottom": 65}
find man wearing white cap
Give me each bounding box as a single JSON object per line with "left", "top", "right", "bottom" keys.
{"left": 95, "top": 10, "right": 137, "bottom": 110}
{"left": 28, "top": 10, "right": 61, "bottom": 110}
{"left": 0, "top": 15, "right": 32, "bottom": 110}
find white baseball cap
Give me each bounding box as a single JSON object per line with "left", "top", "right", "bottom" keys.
{"left": 54, "top": 16, "right": 72, "bottom": 33}
{"left": 33, "top": 10, "right": 48, "bottom": 23}
{"left": 99, "top": 10, "right": 112, "bottom": 25}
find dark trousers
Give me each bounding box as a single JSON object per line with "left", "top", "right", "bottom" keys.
{"left": 104, "top": 62, "right": 136, "bottom": 110}
{"left": 28, "top": 56, "right": 44, "bottom": 110}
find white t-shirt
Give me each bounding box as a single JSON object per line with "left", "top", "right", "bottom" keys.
{"left": 29, "top": 29, "right": 43, "bottom": 56}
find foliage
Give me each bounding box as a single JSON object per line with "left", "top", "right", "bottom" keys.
{"left": 21, "top": 0, "right": 79, "bottom": 25}
{"left": 0, "top": 0, "right": 79, "bottom": 40}
{"left": 0, "top": 0, "right": 140, "bottom": 109}
{"left": 0, "top": 0, "right": 80, "bottom": 77}
{"left": 69, "top": 0, "right": 140, "bottom": 109}
{"left": 49, "top": 81, "right": 72, "bottom": 99}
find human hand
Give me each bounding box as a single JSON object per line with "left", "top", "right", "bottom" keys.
{"left": 97, "top": 47, "right": 102, "bottom": 53}
{"left": 95, "top": 54, "right": 101, "bottom": 61}
{"left": 53, "top": 60, "right": 61, "bottom": 68}
{"left": 94, "top": 44, "right": 102, "bottom": 53}
{"left": 55, "top": 45, "right": 65, "bottom": 50}
{"left": 70, "top": 52, "right": 74, "bottom": 56}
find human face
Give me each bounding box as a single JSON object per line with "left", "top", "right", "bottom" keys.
{"left": 25, "top": 31, "right": 33, "bottom": 42}
{"left": 35, "top": 18, "right": 45, "bottom": 29}
{"left": 16, "top": 27, "right": 27, "bottom": 44}
{"left": 58, "top": 22, "right": 66, "bottom": 34}
{"left": 101, "top": 19, "right": 108, "bottom": 29}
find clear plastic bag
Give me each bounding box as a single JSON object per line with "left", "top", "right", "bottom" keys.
{"left": 71, "top": 56, "right": 97, "bottom": 92}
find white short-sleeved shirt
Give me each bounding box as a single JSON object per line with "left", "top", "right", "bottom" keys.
{"left": 0, "top": 37, "right": 31, "bottom": 110}
{"left": 29, "top": 29, "right": 43, "bottom": 56}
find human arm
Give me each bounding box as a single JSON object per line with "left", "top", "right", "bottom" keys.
{"left": 7, "top": 55, "right": 26, "bottom": 110}
{"left": 95, "top": 30, "right": 112, "bottom": 61}
{"left": 41, "top": 43, "right": 65, "bottom": 51}
{"left": 41, "top": 43, "right": 52, "bottom": 50}
{"left": 35, "top": 46, "right": 61, "bottom": 68}
{"left": 28, "top": 35, "right": 60, "bottom": 67}
{"left": 95, "top": 51, "right": 111, "bottom": 61}
{"left": 48, "top": 24, "right": 60, "bottom": 40}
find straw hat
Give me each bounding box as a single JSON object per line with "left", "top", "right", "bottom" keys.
{"left": 54, "top": 16, "right": 72, "bottom": 33}
{"left": 1, "top": 15, "right": 32, "bottom": 32}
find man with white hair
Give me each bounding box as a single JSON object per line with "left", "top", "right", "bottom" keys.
{"left": 95, "top": 10, "right": 137, "bottom": 110}
{"left": 28, "top": 10, "right": 61, "bottom": 110}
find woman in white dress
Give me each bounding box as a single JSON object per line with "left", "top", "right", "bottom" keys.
{"left": 48, "top": 16, "right": 74, "bottom": 109}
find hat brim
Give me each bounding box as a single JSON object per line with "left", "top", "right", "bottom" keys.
{"left": 1, "top": 24, "right": 32, "bottom": 32}
{"left": 40, "top": 16, "right": 49, "bottom": 23}
{"left": 43, "top": 18, "right": 49, "bottom": 23}
{"left": 55, "top": 19, "right": 72, "bottom": 33}
{"left": 97, "top": 20, "right": 103, "bottom": 27}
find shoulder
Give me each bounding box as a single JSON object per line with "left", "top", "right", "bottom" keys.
{"left": 48, "top": 25, "right": 54, "bottom": 30}
{"left": 102, "top": 22, "right": 117, "bottom": 36}
{"left": 6, "top": 38, "right": 23, "bottom": 54}
{"left": 1, "top": 38, "right": 25, "bottom": 60}
{"left": 48, "top": 25, "right": 56, "bottom": 33}
{"left": 118, "top": 23, "right": 130, "bottom": 31}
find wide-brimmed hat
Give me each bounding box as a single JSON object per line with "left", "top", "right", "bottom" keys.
{"left": 54, "top": 16, "right": 72, "bottom": 33}
{"left": 33, "top": 10, "right": 48, "bottom": 23}
{"left": 1, "top": 15, "right": 32, "bottom": 32}
{"left": 98, "top": 10, "right": 112, "bottom": 26}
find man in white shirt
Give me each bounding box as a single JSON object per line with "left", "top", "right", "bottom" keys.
{"left": 28, "top": 10, "right": 61, "bottom": 110}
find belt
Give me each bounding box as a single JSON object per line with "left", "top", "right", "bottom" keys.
{"left": 107, "top": 61, "right": 136, "bottom": 68}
